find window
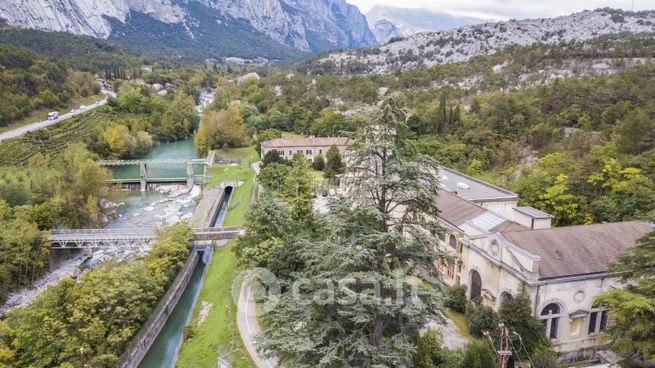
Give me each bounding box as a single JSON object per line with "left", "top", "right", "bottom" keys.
{"left": 447, "top": 262, "right": 455, "bottom": 278}
{"left": 306, "top": 149, "right": 313, "bottom": 155}
{"left": 469, "top": 270, "right": 482, "bottom": 300}
{"left": 588, "top": 308, "right": 609, "bottom": 335}
{"left": 449, "top": 234, "right": 457, "bottom": 249}
{"left": 319, "top": 149, "right": 323, "bottom": 154}
{"left": 540, "top": 303, "right": 562, "bottom": 339}
{"left": 288, "top": 150, "right": 292, "bottom": 156}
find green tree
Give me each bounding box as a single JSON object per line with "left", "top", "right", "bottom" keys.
{"left": 234, "top": 195, "right": 297, "bottom": 268}
{"left": 498, "top": 289, "right": 549, "bottom": 356}
{"left": 313, "top": 154, "right": 325, "bottom": 171}
{"left": 444, "top": 285, "right": 467, "bottom": 313}
{"left": 259, "top": 94, "right": 446, "bottom": 367}
{"left": 411, "top": 330, "right": 463, "bottom": 368}
{"left": 596, "top": 230, "right": 655, "bottom": 364}
{"left": 461, "top": 340, "right": 496, "bottom": 368}
{"left": 324, "top": 145, "right": 344, "bottom": 179}
{"left": 195, "top": 105, "right": 248, "bottom": 154}
{"left": 466, "top": 300, "right": 498, "bottom": 338}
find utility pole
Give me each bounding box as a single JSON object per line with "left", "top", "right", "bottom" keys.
{"left": 484, "top": 323, "right": 513, "bottom": 368}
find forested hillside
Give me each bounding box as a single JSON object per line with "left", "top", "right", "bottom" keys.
{"left": 211, "top": 41, "right": 655, "bottom": 225}
{"left": 0, "top": 44, "right": 100, "bottom": 126}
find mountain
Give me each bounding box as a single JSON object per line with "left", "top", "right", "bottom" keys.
{"left": 316, "top": 8, "right": 655, "bottom": 74}
{"left": 366, "top": 5, "right": 487, "bottom": 43}
{"left": 0, "top": 0, "right": 376, "bottom": 61}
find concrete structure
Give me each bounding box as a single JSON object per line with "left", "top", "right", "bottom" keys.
{"left": 260, "top": 137, "right": 350, "bottom": 162}
{"left": 430, "top": 168, "right": 652, "bottom": 361}
{"left": 98, "top": 158, "right": 209, "bottom": 191}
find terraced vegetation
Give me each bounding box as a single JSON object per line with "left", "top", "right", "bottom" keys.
{"left": 0, "top": 109, "right": 109, "bottom": 165}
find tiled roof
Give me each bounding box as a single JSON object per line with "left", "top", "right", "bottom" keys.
{"left": 502, "top": 221, "right": 652, "bottom": 279}
{"left": 261, "top": 137, "right": 351, "bottom": 149}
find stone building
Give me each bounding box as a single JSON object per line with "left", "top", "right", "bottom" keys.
{"left": 260, "top": 137, "right": 350, "bottom": 162}
{"left": 433, "top": 168, "right": 652, "bottom": 360}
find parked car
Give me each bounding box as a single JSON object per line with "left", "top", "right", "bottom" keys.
{"left": 322, "top": 190, "right": 328, "bottom": 197}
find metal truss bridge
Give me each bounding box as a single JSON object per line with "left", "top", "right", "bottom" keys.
{"left": 49, "top": 227, "right": 243, "bottom": 249}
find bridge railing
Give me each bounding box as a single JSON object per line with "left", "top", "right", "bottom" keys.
{"left": 50, "top": 228, "right": 155, "bottom": 236}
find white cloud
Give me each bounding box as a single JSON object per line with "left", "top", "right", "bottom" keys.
{"left": 348, "top": 0, "right": 655, "bottom": 20}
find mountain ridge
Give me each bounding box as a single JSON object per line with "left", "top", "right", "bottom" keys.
{"left": 0, "top": 0, "right": 376, "bottom": 60}
{"left": 318, "top": 8, "right": 655, "bottom": 74}
{"left": 366, "top": 5, "right": 488, "bottom": 43}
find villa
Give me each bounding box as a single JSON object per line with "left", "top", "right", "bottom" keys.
{"left": 432, "top": 167, "right": 652, "bottom": 360}
{"left": 260, "top": 137, "right": 351, "bottom": 162}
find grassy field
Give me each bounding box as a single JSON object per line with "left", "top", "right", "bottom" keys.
{"left": 206, "top": 146, "right": 258, "bottom": 226}
{"left": 176, "top": 244, "right": 254, "bottom": 368}
{"left": 0, "top": 94, "right": 104, "bottom": 134}
{"left": 444, "top": 310, "right": 473, "bottom": 340}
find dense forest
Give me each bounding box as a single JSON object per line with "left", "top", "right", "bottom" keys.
{"left": 0, "top": 223, "right": 193, "bottom": 367}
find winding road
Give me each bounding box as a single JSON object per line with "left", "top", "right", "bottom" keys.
{"left": 0, "top": 90, "right": 115, "bottom": 143}
{"left": 237, "top": 283, "right": 283, "bottom": 368}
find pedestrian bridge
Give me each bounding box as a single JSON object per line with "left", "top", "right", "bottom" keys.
{"left": 49, "top": 227, "right": 243, "bottom": 249}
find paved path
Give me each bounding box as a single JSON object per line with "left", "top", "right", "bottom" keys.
{"left": 237, "top": 282, "right": 282, "bottom": 368}
{"left": 0, "top": 91, "right": 114, "bottom": 143}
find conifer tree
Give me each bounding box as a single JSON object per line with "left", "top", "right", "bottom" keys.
{"left": 258, "top": 93, "right": 446, "bottom": 367}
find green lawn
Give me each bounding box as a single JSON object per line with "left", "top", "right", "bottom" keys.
{"left": 205, "top": 146, "right": 258, "bottom": 226}
{"left": 176, "top": 244, "right": 254, "bottom": 368}
{"left": 444, "top": 310, "right": 473, "bottom": 340}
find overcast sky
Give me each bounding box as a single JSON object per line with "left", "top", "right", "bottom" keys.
{"left": 348, "top": 0, "right": 655, "bottom": 20}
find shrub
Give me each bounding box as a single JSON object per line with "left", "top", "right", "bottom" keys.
{"left": 411, "top": 330, "right": 463, "bottom": 368}
{"left": 444, "top": 285, "right": 467, "bottom": 313}
{"left": 313, "top": 154, "right": 325, "bottom": 171}
{"left": 461, "top": 339, "right": 496, "bottom": 368}
{"left": 466, "top": 300, "right": 498, "bottom": 338}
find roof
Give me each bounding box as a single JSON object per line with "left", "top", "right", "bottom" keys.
{"left": 514, "top": 206, "right": 553, "bottom": 219}
{"left": 437, "top": 190, "right": 528, "bottom": 233}
{"left": 438, "top": 167, "right": 518, "bottom": 202}
{"left": 436, "top": 190, "right": 485, "bottom": 227}
{"left": 502, "top": 221, "right": 652, "bottom": 279}
{"left": 261, "top": 137, "right": 351, "bottom": 149}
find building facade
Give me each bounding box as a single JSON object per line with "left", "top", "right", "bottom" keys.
{"left": 260, "top": 137, "right": 350, "bottom": 162}
{"left": 432, "top": 168, "right": 652, "bottom": 359}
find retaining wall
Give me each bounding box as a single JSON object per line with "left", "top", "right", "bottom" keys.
{"left": 115, "top": 248, "right": 204, "bottom": 368}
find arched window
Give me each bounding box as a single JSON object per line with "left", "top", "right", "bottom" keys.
{"left": 469, "top": 270, "right": 482, "bottom": 300}
{"left": 500, "top": 292, "right": 513, "bottom": 304}
{"left": 449, "top": 234, "right": 457, "bottom": 249}
{"left": 540, "top": 303, "right": 563, "bottom": 339}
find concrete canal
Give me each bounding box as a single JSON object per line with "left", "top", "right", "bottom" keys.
{"left": 135, "top": 176, "right": 234, "bottom": 368}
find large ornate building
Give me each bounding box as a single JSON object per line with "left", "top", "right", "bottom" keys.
{"left": 433, "top": 167, "right": 651, "bottom": 359}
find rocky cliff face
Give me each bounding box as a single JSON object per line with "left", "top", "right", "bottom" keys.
{"left": 366, "top": 5, "right": 486, "bottom": 44}
{"left": 0, "top": 0, "right": 375, "bottom": 54}
{"left": 321, "top": 8, "right": 655, "bottom": 74}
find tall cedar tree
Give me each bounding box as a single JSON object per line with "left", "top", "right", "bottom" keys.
{"left": 597, "top": 230, "right": 655, "bottom": 364}
{"left": 258, "top": 93, "right": 446, "bottom": 367}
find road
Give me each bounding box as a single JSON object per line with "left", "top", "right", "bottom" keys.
{"left": 0, "top": 90, "right": 115, "bottom": 143}
{"left": 237, "top": 282, "right": 283, "bottom": 368}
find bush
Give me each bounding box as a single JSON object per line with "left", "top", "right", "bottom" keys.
{"left": 461, "top": 340, "right": 496, "bottom": 368}
{"left": 466, "top": 300, "right": 498, "bottom": 338}
{"left": 313, "top": 154, "right": 325, "bottom": 171}
{"left": 444, "top": 285, "right": 467, "bottom": 313}
{"left": 411, "top": 330, "right": 463, "bottom": 368}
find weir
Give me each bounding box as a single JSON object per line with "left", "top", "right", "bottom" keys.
{"left": 99, "top": 158, "right": 210, "bottom": 191}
